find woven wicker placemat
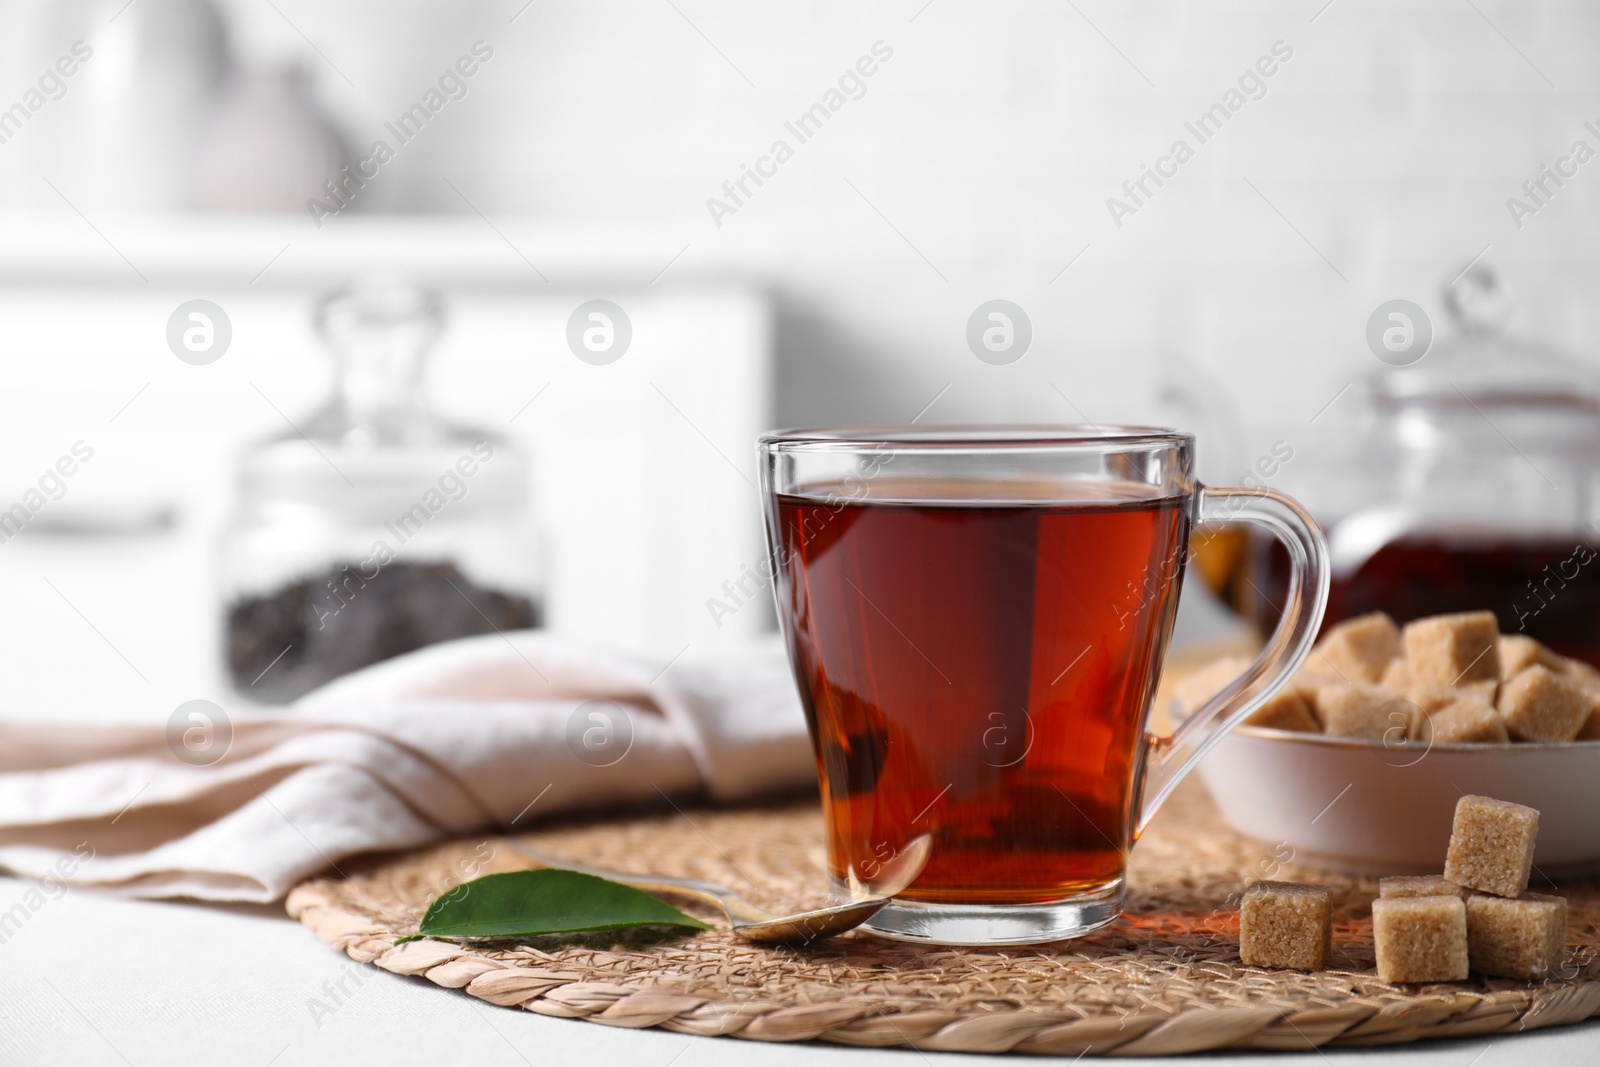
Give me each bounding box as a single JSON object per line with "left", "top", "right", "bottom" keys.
{"left": 286, "top": 780, "right": 1600, "bottom": 1056}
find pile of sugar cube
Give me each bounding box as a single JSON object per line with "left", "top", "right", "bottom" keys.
{"left": 1239, "top": 794, "right": 1568, "bottom": 983}
{"left": 1176, "top": 610, "right": 1600, "bottom": 743}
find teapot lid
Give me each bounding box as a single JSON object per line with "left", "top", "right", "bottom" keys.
{"left": 1370, "top": 262, "right": 1600, "bottom": 414}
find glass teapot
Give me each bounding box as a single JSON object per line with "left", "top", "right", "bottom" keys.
{"left": 220, "top": 276, "right": 543, "bottom": 702}
{"left": 1243, "top": 264, "right": 1600, "bottom": 665}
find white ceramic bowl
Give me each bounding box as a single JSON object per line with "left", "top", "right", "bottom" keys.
{"left": 1197, "top": 726, "right": 1600, "bottom": 877}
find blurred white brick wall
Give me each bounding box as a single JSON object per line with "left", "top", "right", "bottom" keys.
{"left": 245, "top": 0, "right": 1599, "bottom": 468}
{"left": 9, "top": 0, "right": 1600, "bottom": 481}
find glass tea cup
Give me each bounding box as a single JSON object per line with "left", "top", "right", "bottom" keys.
{"left": 759, "top": 426, "right": 1329, "bottom": 945}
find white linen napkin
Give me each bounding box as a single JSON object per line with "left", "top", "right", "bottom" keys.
{"left": 0, "top": 632, "right": 816, "bottom": 903}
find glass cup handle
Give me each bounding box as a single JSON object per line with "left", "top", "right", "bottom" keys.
{"left": 1135, "top": 484, "right": 1330, "bottom": 834}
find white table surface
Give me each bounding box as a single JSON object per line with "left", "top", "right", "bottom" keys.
{"left": 2, "top": 514, "right": 1596, "bottom": 1066}
{"left": 2, "top": 875, "right": 1595, "bottom": 1067}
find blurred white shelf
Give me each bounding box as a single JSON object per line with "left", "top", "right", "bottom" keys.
{"left": 0, "top": 212, "right": 717, "bottom": 289}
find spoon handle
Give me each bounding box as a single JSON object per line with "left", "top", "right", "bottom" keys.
{"left": 506, "top": 843, "right": 771, "bottom": 925}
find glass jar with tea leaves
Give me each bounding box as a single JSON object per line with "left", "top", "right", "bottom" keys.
{"left": 221, "top": 277, "right": 541, "bottom": 702}
{"left": 1209, "top": 264, "right": 1600, "bottom": 666}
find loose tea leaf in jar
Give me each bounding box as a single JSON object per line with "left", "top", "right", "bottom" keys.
{"left": 227, "top": 559, "right": 539, "bottom": 702}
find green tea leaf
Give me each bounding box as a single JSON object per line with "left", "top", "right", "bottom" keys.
{"left": 403, "top": 869, "right": 713, "bottom": 943}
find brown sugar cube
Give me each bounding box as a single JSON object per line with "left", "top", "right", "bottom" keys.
{"left": 1380, "top": 875, "right": 1466, "bottom": 900}
{"left": 1299, "top": 648, "right": 1352, "bottom": 687}
{"left": 1498, "top": 665, "right": 1589, "bottom": 742}
{"left": 1172, "top": 658, "right": 1318, "bottom": 733}
{"left": 1171, "top": 659, "right": 1318, "bottom": 735}
{"left": 1240, "top": 881, "right": 1332, "bottom": 971}
{"left": 1412, "top": 697, "right": 1510, "bottom": 745}
{"left": 1556, "top": 658, "right": 1600, "bottom": 704}
{"left": 1499, "top": 634, "right": 1561, "bottom": 678}
{"left": 1404, "top": 684, "right": 1460, "bottom": 715}
{"left": 1386, "top": 666, "right": 1494, "bottom": 711}
{"left": 1402, "top": 612, "right": 1500, "bottom": 688}
{"left": 1553, "top": 654, "right": 1600, "bottom": 694}
{"left": 1315, "top": 684, "right": 1408, "bottom": 739}
{"left": 1312, "top": 612, "right": 1400, "bottom": 683}
{"left": 1372, "top": 895, "right": 1469, "bottom": 983}
{"left": 1290, "top": 666, "right": 1339, "bottom": 707}
{"left": 1560, "top": 665, "right": 1600, "bottom": 739}
{"left": 1443, "top": 795, "right": 1539, "bottom": 898}
{"left": 1379, "top": 655, "right": 1410, "bottom": 692}
{"left": 1465, "top": 892, "right": 1568, "bottom": 978}
{"left": 1576, "top": 697, "right": 1600, "bottom": 741}
{"left": 1245, "top": 687, "right": 1321, "bottom": 733}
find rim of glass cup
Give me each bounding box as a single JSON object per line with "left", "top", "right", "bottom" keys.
{"left": 758, "top": 424, "right": 1191, "bottom": 451}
